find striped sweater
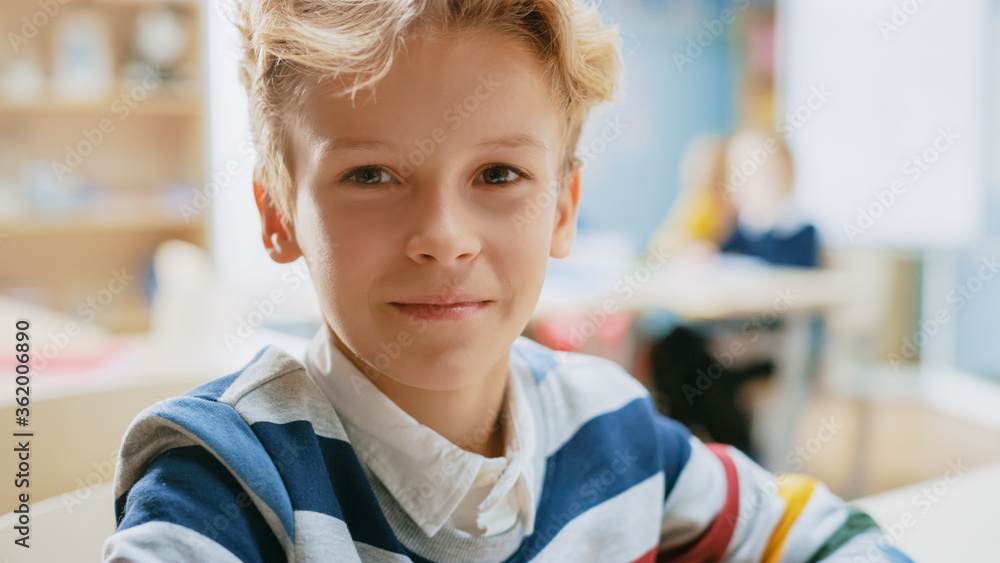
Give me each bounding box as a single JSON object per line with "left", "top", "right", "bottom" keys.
{"left": 104, "top": 336, "right": 914, "bottom": 562}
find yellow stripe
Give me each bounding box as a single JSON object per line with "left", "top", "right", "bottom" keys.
{"left": 761, "top": 474, "right": 818, "bottom": 563}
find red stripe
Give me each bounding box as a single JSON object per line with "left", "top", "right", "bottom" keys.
{"left": 657, "top": 444, "right": 740, "bottom": 563}
{"left": 632, "top": 547, "right": 657, "bottom": 563}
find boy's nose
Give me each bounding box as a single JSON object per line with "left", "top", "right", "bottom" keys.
{"left": 404, "top": 189, "right": 481, "bottom": 266}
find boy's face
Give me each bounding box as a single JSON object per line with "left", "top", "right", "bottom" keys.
{"left": 257, "top": 31, "right": 580, "bottom": 392}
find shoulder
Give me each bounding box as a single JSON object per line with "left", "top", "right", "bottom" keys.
{"left": 133, "top": 344, "right": 351, "bottom": 442}
{"left": 184, "top": 345, "right": 350, "bottom": 443}
{"left": 509, "top": 339, "right": 698, "bottom": 535}
{"left": 511, "top": 335, "right": 649, "bottom": 411}
{"left": 510, "top": 336, "right": 690, "bottom": 458}
{"left": 114, "top": 345, "right": 352, "bottom": 507}
{"left": 113, "top": 346, "right": 365, "bottom": 552}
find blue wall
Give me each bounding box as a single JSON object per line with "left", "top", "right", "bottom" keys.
{"left": 576, "top": 0, "right": 740, "bottom": 252}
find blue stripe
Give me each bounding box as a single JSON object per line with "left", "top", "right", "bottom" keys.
{"left": 512, "top": 336, "right": 558, "bottom": 384}
{"left": 115, "top": 445, "right": 285, "bottom": 562}
{"left": 251, "top": 420, "right": 409, "bottom": 556}
{"left": 147, "top": 397, "right": 296, "bottom": 542}
{"left": 183, "top": 347, "right": 270, "bottom": 401}
{"left": 882, "top": 546, "right": 916, "bottom": 563}
{"left": 507, "top": 395, "right": 685, "bottom": 561}
{"left": 653, "top": 411, "right": 693, "bottom": 500}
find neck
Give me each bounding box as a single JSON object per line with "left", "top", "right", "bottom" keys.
{"left": 330, "top": 332, "right": 509, "bottom": 458}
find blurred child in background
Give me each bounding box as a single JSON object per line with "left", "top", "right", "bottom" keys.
{"left": 646, "top": 134, "right": 737, "bottom": 259}
{"left": 646, "top": 127, "right": 820, "bottom": 459}
{"left": 720, "top": 127, "right": 819, "bottom": 267}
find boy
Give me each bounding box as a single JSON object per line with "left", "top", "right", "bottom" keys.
{"left": 104, "top": 0, "right": 915, "bottom": 561}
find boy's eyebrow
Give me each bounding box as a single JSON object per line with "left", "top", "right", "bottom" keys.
{"left": 316, "top": 137, "right": 395, "bottom": 157}
{"left": 474, "top": 133, "right": 549, "bottom": 153}
{"left": 316, "top": 133, "right": 548, "bottom": 158}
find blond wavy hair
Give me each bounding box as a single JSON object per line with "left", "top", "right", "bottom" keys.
{"left": 234, "top": 0, "right": 624, "bottom": 230}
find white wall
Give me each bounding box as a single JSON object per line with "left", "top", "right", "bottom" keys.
{"left": 204, "top": 0, "right": 321, "bottom": 344}
{"left": 778, "top": 0, "right": 989, "bottom": 249}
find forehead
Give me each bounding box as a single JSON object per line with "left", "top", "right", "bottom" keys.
{"left": 289, "top": 32, "right": 565, "bottom": 167}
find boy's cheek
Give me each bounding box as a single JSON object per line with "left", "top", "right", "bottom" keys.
{"left": 504, "top": 203, "right": 558, "bottom": 240}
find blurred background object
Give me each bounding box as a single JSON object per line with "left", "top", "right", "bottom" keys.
{"left": 2, "top": 0, "right": 1000, "bottom": 560}
{"left": 0, "top": 0, "right": 205, "bottom": 334}
{"left": 51, "top": 8, "right": 114, "bottom": 103}
{"left": 646, "top": 134, "right": 736, "bottom": 258}
{"left": 644, "top": 127, "right": 819, "bottom": 463}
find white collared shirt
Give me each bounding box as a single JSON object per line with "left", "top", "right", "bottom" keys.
{"left": 302, "top": 325, "right": 537, "bottom": 539}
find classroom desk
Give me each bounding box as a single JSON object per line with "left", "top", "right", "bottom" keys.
{"left": 625, "top": 257, "right": 860, "bottom": 319}
{"left": 535, "top": 253, "right": 861, "bottom": 319}
{"left": 850, "top": 461, "right": 1000, "bottom": 562}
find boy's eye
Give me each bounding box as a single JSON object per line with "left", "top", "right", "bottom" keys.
{"left": 343, "top": 166, "right": 393, "bottom": 186}
{"left": 476, "top": 165, "right": 526, "bottom": 186}
{"left": 341, "top": 164, "right": 528, "bottom": 187}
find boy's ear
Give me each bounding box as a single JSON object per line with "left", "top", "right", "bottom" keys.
{"left": 550, "top": 159, "right": 581, "bottom": 259}
{"left": 253, "top": 180, "right": 303, "bottom": 264}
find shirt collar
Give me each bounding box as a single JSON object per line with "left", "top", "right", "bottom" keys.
{"left": 302, "top": 324, "right": 537, "bottom": 537}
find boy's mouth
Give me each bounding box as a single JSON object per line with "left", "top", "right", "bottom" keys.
{"left": 388, "top": 294, "right": 492, "bottom": 322}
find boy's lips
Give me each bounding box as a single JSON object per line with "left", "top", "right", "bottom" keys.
{"left": 388, "top": 294, "right": 492, "bottom": 322}
{"left": 390, "top": 293, "right": 490, "bottom": 306}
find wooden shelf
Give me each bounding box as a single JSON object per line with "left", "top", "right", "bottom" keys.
{"left": 75, "top": 0, "right": 200, "bottom": 8}
{"left": 0, "top": 202, "right": 205, "bottom": 237}
{"left": 0, "top": 96, "right": 201, "bottom": 117}
{"left": 0, "top": 79, "right": 202, "bottom": 117}
{"left": 0, "top": 0, "right": 208, "bottom": 334}
{"left": 0, "top": 212, "right": 202, "bottom": 236}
